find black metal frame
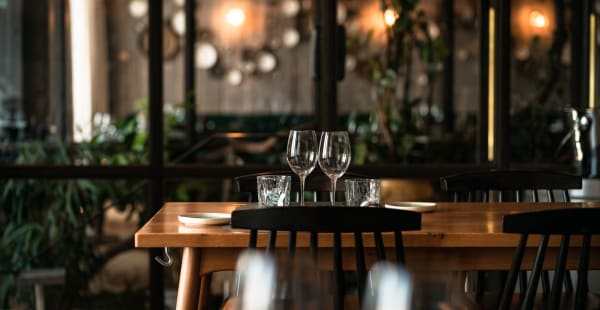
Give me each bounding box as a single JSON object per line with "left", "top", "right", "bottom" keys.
{"left": 477, "top": 0, "right": 490, "bottom": 164}
{"left": 493, "top": 0, "right": 511, "bottom": 168}
{"left": 2, "top": 1, "right": 594, "bottom": 309}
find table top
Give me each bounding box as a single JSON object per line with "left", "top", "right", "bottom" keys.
{"left": 135, "top": 201, "right": 600, "bottom": 249}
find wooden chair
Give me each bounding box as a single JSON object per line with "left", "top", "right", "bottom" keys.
{"left": 230, "top": 206, "right": 421, "bottom": 310}
{"left": 234, "top": 170, "right": 370, "bottom": 202}
{"left": 499, "top": 208, "right": 600, "bottom": 310}
{"left": 440, "top": 170, "right": 582, "bottom": 296}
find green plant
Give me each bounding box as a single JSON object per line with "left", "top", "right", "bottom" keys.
{"left": 347, "top": 0, "right": 448, "bottom": 163}
{"left": 0, "top": 115, "right": 147, "bottom": 308}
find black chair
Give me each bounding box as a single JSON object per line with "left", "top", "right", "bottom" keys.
{"left": 234, "top": 170, "right": 371, "bottom": 202}
{"left": 499, "top": 208, "right": 600, "bottom": 310}
{"left": 230, "top": 206, "right": 421, "bottom": 310}
{"left": 440, "top": 169, "right": 581, "bottom": 203}
{"left": 440, "top": 170, "right": 582, "bottom": 296}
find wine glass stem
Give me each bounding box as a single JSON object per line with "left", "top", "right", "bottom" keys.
{"left": 330, "top": 176, "right": 338, "bottom": 206}
{"left": 299, "top": 174, "right": 306, "bottom": 206}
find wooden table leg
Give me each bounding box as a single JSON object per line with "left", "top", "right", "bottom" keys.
{"left": 177, "top": 247, "right": 200, "bottom": 310}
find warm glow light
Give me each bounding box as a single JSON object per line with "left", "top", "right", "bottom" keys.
{"left": 225, "top": 8, "right": 245, "bottom": 27}
{"left": 383, "top": 9, "right": 397, "bottom": 27}
{"left": 128, "top": 0, "right": 148, "bottom": 18}
{"left": 590, "top": 14, "right": 596, "bottom": 108}
{"left": 70, "top": 0, "right": 92, "bottom": 142}
{"left": 171, "top": 10, "right": 185, "bottom": 35}
{"left": 529, "top": 10, "right": 547, "bottom": 28}
{"left": 488, "top": 8, "right": 495, "bottom": 162}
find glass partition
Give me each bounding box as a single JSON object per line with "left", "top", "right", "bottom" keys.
{"left": 507, "top": 0, "right": 575, "bottom": 167}
{"left": 339, "top": 0, "right": 480, "bottom": 164}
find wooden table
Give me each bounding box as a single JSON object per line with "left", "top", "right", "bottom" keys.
{"left": 135, "top": 202, "right": 600, "bottom": 310}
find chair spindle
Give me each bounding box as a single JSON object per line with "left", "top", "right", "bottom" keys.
{"left": 575, "top": 234, "right": 591, "bottom": 310}
{"left": 523, "top": 234, "right": 549, "bottom": 310}
{"left": 549, "top": 234, "right": 570, "bottom": 310}
{"left": 249, "top": 229, "right": 258, "bottom": 248}
{"left": 310, "top": 232, "right": 318, "bottom": 262}
{"left": 394, "top": 231, "right": 405, "bottom": 264}
{"left": 333, "top": 232, "right": 344, "bottom": 310}
{"left": 374, "top": 232, "right": 386, "bottom": 260}
{"left": 287, "top": 231, "right": 296, "bottom": 258}
{"left": 500, "top": 234, "right": 528, "bottom": 310}
{"left": 354, "top": 232, "right": 366, "bottom": 306}
{"left": 267, "top": 230, "right": 277, "bottom": 253}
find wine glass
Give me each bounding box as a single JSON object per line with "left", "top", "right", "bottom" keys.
{"left": 286, "top": 130, "right": 318, "bottom": 206}
{"left": 318, "top": 131, "right": 351, "bottom": 205}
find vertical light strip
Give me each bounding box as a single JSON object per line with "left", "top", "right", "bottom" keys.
{"left": 590, "top": 14, "right": 597, "bottom": 109}
{"left": 487, "top": 8, "right": 496, "bottom": 161}
{"left": 69, "top": 0, "right": 92, "bottom": 142}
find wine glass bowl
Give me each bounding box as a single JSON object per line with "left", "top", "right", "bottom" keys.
{"left": 318, "top": 131, "right": 351, "bottom": 205}
{"left": 286, "top": 130, "right": 318, "bottom": 205}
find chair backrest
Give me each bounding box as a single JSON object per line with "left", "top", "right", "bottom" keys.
{"left": 234, "top": 170, "right": 371, "bottom": 202}
{"left": 230, "top": 206, "right": 421, "bottom": 310}
{"left": 499, "top": 208, "right": 600, "bottom": 310}
{"left": 440, "top": 170, "right": 582, "bottom": 202}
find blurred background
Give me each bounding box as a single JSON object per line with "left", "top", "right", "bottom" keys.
{"left": 0, "top": 0, "right": 597, "bottom": 308}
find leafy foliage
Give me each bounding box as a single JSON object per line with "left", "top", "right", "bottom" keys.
{"left": 0, "top": 115, "right": 147, "bottom": 308}
{"left": 347, "top": 0, "right": 449, "bottom": 163}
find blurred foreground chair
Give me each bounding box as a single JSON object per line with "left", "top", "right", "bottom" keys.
{"left": 234, "top": 170, "right": 370, "bottom": 203}
{"left": 440, "top": 169, "right": 582, "bottom": 297}
{"left": 499, "top": 208, "right": 600, "bottom": 310}
{"left": 230, "top": 206, "right": 421, "bottom": 310}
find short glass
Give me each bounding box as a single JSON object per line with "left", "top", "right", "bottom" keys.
{"left": 257, "top": 175, "right": 291, "bottom": 207}
{"left": 344, "top": 178, "right": 381, "bottom": 207}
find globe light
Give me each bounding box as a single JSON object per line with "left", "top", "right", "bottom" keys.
{"left": 281, "top": 0, "right": 300, "bottom": 17}
{"left": 195, "top": 42, "right": 218, "bottom": 69}
{"left": 226, "top": 69, "right": 244, "bottom": 86}
{"left": 128, "top": 0, "right": 148, "bottom": 18}
{"left": 171, "top": 10, "right": 185, "bottom": 36}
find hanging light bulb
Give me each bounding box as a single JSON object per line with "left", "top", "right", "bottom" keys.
{"left": 225, "top": 8, "right": 245, "bottom": 27}
{"left": 383, "top": 8, "right": 397, "bottom": 27}
{"left": 529, "top": 10, "right": 547, "bottom": 29}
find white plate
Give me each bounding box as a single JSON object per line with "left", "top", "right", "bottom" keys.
{"left": 178, "top": 213, "right": 231, "bottom": 226}
{"left": 384, "top": 202, "right": 437, "bottom": 213}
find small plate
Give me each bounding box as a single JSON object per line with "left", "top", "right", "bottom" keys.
{"left": 384, "top": 202, "right": 437, "bottom": 213}
{"left": 178, "top": 213, "right": 231, "bottom": 226}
